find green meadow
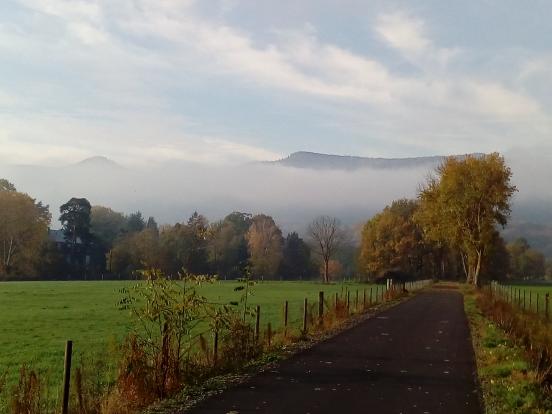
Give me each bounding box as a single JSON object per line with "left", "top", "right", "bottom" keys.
{"left": 496, "top": 283, "right": 552, "bottom": 315}
{"left": 0, "top": 280, "right": 378, "bottom": 403}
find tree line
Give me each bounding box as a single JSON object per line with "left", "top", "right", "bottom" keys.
{"left": 358, "top": 153, "right": 549, "bottom": 284}
{"left": 0, "top": 179, "right": 356, "bottom": 281}
{"left": 1, "top": 153, "right": 548, "bottom": 283}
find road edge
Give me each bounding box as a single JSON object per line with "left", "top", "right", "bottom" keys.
{"left": 142, "top": 291, "right": 422, "bottom": 414}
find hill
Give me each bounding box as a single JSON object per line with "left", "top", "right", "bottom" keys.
{"left": 263, "top": 151, "right": 484, "bottom": 171}
{"left": 74, "top": 156, "right": 123, "bottom": 169}
{"left": 2, "top": 150, "right": 552, "bottom": 258}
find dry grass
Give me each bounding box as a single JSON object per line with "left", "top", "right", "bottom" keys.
{"left": 477, "top": 289, "right": 552, "bottom": 388}
{"left": 9, "top": 366, "right": 44, "bottom": 414}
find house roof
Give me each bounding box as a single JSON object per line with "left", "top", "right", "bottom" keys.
{"left": 48, "top": 229, "right": 84, "bottom": 244}
{"left": 48, "top": 229, "right": 66, "bottom": 243}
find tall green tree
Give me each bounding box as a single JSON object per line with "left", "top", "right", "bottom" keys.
{"left": 280, "top": 232, "right": 313, "bottom": 280}
{"left": 207, "top": 212, "right": 252, "bottom": 279}
{"left": 184, "top": 212, "right": 209, "bottom": 274}
{"left": 507, "top": 238, "right": 545, "bottom": 279}
{"left": 483, "top": 232, "right": 510, "bottom": 281}
{"left": 156, "top": 213, "right": 210, "bottom": 276}
{"left": 146, "top": 216, "right": 159, "bottom": 233}
{"left": 59, "top": 198, "right": 92, "bottom": 246}
{"left": 109, "top": 228, "right": 160, "bottom": 277}
{"left": 90, "top": 206, "right": 126, "bottom": 247}
{"left": 416, "top": 153, "right": 517, "bottom": 286}
{"left": 125, "top": 211, "right": 146, "bottom": 233}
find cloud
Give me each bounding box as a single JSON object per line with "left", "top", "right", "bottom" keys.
{"left": 1, "top": 1, "right": 551, "bottom": 164}
{"left": 0, "top": 157, "right": 432, "bottom": 232}
{"left": 116, "top": 3, "right": 541, "bottom": 122}
{"left": 0, "top": 109, "right": 281, "bottom": 166}
{"left": 18, "top": 0, "right": 101, "bottom": 21}
{"left": 68, "top": 21, "right": 108, "bottom": 45}
{"left": 376, "top": 12, "right": 430, "bottom": 56}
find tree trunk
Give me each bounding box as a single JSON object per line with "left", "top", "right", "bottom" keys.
{"left": 461, "top": 253, "right": 469, "bottom": 282}
{"left": 5, "top": 238, "right": 15, "bottom": 271}
{"left": 473, "top": 251, "right": 482, "bottom": 287}
{"left": 324, "top": 259, "right": 329, "bottom": 283}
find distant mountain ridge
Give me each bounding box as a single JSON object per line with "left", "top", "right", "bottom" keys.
{"left": 263, "top": 151, "right": 485, "bottom": 171}
{"left": 74, "top": 156, "right": 123, "bottom": 169}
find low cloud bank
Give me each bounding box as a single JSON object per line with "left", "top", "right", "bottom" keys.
{"left": 1, "top": 149, "right": 551, "bottom": 235}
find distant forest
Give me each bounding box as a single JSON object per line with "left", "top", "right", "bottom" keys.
{"left": 0, "top": 178, "right": 358, "bottom": 281}
{"left": 1, "top": 154, "right": 550, "bottom": 282}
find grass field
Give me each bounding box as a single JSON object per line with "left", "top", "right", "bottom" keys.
{"left": 0, "top": 280, "right": 379, "bottom": 404}
{"left": 496, "top": 283, "right": 552, "bottom": 316}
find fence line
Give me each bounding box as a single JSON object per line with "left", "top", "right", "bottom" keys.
{"left": 489, "top": 282, "right": 551, "bottom": 320}
{"left": 56, "top": 279, "right": 432, "bottom": 412}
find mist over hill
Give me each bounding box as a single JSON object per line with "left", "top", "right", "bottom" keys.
{"left": 1, "top": 150, "right": 551, "bottom": 255}
{"left": 74, "top": 156, "right": 123, "bottom": 169}
{"left": 263, "top": 151, "right": 484, "bottom": 171}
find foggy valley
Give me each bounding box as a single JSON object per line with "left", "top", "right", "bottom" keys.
{"left": 2, "top": 149, "right": 552, "bottom": 254}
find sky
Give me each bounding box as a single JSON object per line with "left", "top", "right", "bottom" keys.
{"left": 0, "top": 0, "right": 551, "bottom": 166}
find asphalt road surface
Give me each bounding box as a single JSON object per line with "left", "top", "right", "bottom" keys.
{"left": 187, "top": 289, "right": 482, "bottom": 414}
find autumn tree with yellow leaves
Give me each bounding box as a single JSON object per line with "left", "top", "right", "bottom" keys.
{"left": 246, "top": 214, "right": 284, "bottom": 278}
{"left": 0, "top": 179, "right": 51, "bottom": 278}
{"left": 359, "top": 199, "right": 439, "bottom": 280}
{"left": 415, "top": 153, "right": 516, "bottom": 286}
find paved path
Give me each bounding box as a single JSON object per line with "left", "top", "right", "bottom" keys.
{"left": 187, "top": 290, "right": 482, "bottom": 414}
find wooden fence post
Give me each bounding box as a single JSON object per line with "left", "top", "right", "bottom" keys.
{"left": 355, "top": 290, "right": 359, "bottom": 311}
{"left": 319, "top": 291, "right": 324, "bottom": 324}
{"left": 62, "top": 340, "right": 73, "bottom": 414}
{"left": 523, "top": 290, "right": 526, "bottom": 310}
{"left": 255, "top": 305, "right": 261, "bottom": 341}
{"left": 283, "top": 301, "right": 289, "bottom": 337}
{"left": 334, "top": 292, "right": 339, "bottom": 311}
{"left": 370, "top": 287, "right": 373, "bottom": 305}
{"left": 530, "top": 291, "right": 532, "bottom": 310}
{"left": 303, "top": 298, "right": 308, "bottom": 333}
{"left": 267, "top": 323, "right": 272, "bottom": 347}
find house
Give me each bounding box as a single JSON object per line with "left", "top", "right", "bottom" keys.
{"left": 48, "top": 229, "right": 91, "bottom": 267}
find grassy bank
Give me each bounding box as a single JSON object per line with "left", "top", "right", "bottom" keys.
{"left": 464, "top": 287, "right": 552, "bottom": 413}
